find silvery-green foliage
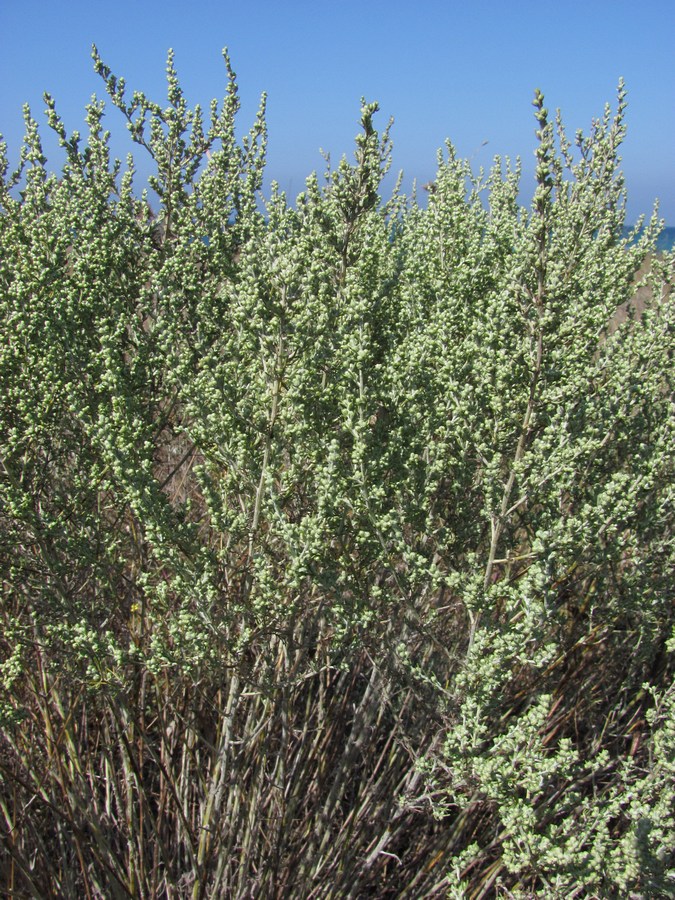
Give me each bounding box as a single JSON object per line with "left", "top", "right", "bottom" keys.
{"left": 0, "top": 53, "right": 673, "bottom": 898}
{"left": 417, "top": 89, "right": 674, "bottom": 896}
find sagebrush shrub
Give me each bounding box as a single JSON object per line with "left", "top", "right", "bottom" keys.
{"left": 1, "top": 50, "right": 673, "bottom": 898}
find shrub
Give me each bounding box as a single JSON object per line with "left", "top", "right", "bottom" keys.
{"left": 0, "top": 49, "right": 673, "bottom": 898}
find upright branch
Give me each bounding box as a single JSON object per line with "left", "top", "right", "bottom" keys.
{"left": 482, "top": 89, "right": 552, "bottom": 594}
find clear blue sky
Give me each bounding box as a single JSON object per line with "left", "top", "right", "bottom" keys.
{"left": 1, "top": 0, "right": 673, "bottom": 223}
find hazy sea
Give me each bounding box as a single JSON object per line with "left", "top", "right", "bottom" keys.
{"left": 654, "top": 226, "right": 675, "bottom": 253}
{"left": 624, "top": 225, "right": 675, "bottom": 253}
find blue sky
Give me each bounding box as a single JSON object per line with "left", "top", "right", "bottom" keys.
{"left": 1, "top": 0, "right": 673, "bottom": 223}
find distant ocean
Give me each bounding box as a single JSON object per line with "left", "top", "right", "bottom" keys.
{"left": 623, "top": 225, "right": 675, "bottom": 253}
{"left": 654, "top": 227, "right": 675, "bottom": 253}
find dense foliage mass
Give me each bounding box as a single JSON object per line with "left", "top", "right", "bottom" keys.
{"left": 1, "top": 49, "right": 674, "bottom": 898}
